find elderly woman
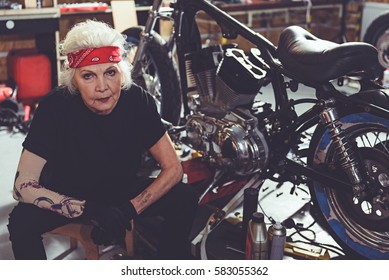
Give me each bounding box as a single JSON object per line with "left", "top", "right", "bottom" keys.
{"left": 7, "top": 20, "right": 198, "bottom": 260}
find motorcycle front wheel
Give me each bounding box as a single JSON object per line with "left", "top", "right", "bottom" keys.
{"left": 122, "top": 26, "right": 182, "bottom": 125}
{"left": 308, "top": 113, "right": 389, "bottom": 259}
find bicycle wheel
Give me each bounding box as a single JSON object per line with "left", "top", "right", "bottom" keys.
{"left": 123, "top": 26, "right": 182, "bottom": 125}
{"left": 308, "top": 113, "right": 389, "bottom": 259}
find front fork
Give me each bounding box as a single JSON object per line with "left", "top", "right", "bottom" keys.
{"left": 131, "top": 0, "right": 164, "bottom": 76}
{"left": 319, "top": 99, "right": 366, "bottom": 197}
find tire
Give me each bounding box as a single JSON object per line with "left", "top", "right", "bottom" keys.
{"left": 308, "top": 112, "right": 389, "bottom": 259}
{"left": 122, "top": 26, "right": 182, "bottom": 125}
{"left": 364, "top": 12, "right": 389, "bottom": 73}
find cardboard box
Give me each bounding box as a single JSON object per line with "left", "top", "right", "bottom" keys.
{"left": 111, "top": 0, "right": 138, "bottom": 32}
{"left": 42, "top": 0, "right": 53, "bottom": 7}
{"left": 22, "top": 0, "right": 37, "bottom": 8}
{"left": 17, "top": 0, "right": 52, "bottom": 8}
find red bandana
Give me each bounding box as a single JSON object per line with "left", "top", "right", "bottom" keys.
{"left": 67, "top": 46, "right": 122, "bottom": 68}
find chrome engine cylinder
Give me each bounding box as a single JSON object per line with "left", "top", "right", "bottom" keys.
{"left": 187, "top": 46, "right": 267, "bottom": 116}
{"left": 214, "top": 48, "right": 267, "bottom": 113}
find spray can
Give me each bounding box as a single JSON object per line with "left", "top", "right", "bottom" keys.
{"left": 268, "top": 222, "right": 286, "bottom": 260}
{"left": 245, "top": 212, "right": 268, "bottom": 260}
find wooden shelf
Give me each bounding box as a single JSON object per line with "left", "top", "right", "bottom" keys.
{"left": 0, "top": 7, "right": 60, "bottom": 19}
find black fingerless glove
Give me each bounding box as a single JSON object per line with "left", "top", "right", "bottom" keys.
{"left": 83, "top": 201, "right": 138, "bottom": 245}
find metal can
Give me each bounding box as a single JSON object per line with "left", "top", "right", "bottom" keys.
{"left": 245, "top": 212, "right": 269, "bottom": 260}
{"left": 268, "top": 222, "right": 286, "bottom": 260}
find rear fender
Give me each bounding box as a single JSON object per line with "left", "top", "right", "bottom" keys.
{"left": 343, "top": 88, "right": 389, "bottom": 119}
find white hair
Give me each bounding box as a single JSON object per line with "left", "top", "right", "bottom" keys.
{"left": 58, "top": 20, "right": 132, "bottom": 94}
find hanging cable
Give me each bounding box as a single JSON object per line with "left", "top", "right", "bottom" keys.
{"left": 284, "top": 218, "right": 345, "bottom": 256}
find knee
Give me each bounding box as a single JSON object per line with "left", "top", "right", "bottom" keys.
{"left": 8, "top": 205, "right": 27, "bottom": 241}
{"left": 8, "top": 204, "right": 45, "bottom": 241}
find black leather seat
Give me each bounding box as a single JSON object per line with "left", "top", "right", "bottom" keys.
{"left": 276, "top": 25, "right": 381, "bottom": 83}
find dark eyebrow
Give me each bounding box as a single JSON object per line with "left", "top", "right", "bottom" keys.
{"left": 79, "top": 69, "right": 95, "bottom": 75}
{"left": 78, "top": 65, "right": 118, "bottom": 75}
{"left": 105, "top": 66, "right": 118, "bottom": 72}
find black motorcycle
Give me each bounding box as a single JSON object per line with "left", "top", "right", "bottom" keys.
{"left": 123, "top": 0, "right": 389, "bottom": 259}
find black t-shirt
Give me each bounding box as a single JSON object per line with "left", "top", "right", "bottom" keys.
{"left": 23, "top": 84, "right": 166, "bottom": 203}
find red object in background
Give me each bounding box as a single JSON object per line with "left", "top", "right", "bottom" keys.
{"left": 182, "top": 157, "right": 215, "bottom": 184}
{"left": 59, "top": 2, "right": 109, "bottom": 13}
{"left": 7, "top": 49, "right": 51, "bottom": 106}
{"left": 0, "top": 86, "right": 13, "bottom": 103}
{"left": 23, "top": 105, "right": 31, "bottom": 122}
{"left": 182, "top": 157, "right": 251, "bottom": 205}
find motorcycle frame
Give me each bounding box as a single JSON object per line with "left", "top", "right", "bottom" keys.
{"left": 132, "top": 0, "right": 286, "bottom": 110}
{"left": 132, "top": 0, "right": 389, "bottom": 192}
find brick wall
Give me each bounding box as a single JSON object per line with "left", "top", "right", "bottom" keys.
{"left": 0, "top": 35, "right": 36, "bottom": 81}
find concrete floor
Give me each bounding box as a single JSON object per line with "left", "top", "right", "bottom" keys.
{"left": 0, "top": 130, "right": 24, "bottom": 260}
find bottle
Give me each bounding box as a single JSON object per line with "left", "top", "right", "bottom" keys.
{"left": 268, "top": 222, "right": 287, "bottom": 260}
{"left": 245, "top": 212, "right": 268, "bottom": 260}
{"left": 242, "top": 188, "right": 259, "bottom": 246}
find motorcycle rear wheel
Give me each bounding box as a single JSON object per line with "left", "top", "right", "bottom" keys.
{"left": 122, "top": 26, "right": 182, "bottom": 125}
{"left": 364, "top": 12, "right": 389, "bottom": 74}
{"left": 308, "top": 113, "right": 389, "bottom": 259}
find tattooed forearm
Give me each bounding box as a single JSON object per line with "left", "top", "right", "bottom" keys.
{"left": 14, "top": 178, "right": 84, "bottom": 218}
{"left": 32, "top": 195, "right": 84, "bottom": 218}
{"left": 13, "top": 149, "right": 84, "bottom": 218}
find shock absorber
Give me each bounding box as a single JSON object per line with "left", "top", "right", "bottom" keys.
{"left": 319, "top": 103, "right": 366, "bottom": 196}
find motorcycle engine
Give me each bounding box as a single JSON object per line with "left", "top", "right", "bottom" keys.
{"left": 184, "top": 109, "right": 269, "bottom": 176}
{"left": 183, "top": 45, "right": 270, "bottom": 175}
{"left": 186, "top": 46, "right": 268, "bottom": 116}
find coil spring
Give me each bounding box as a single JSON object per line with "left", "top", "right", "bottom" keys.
{"left": 320, "top": 105, "right": 366, "bottom": 195}
{"left": 326, "top": 120, "right": 366, "bottom": 191}
{"left": 327, "top": 121, "right": 359, "bottom": 170}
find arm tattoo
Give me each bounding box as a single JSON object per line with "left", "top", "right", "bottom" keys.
{"left": 20, "top": 180, "right": 42, "bottom": 190}
{"left": 13, "top": 149, "right": 84, "bottom": 218}
{"left": 15, "top": 179, "right": 84, "bottom": 218}
{"left": 136, "top": 190, "right": 152, "bottom": 212}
